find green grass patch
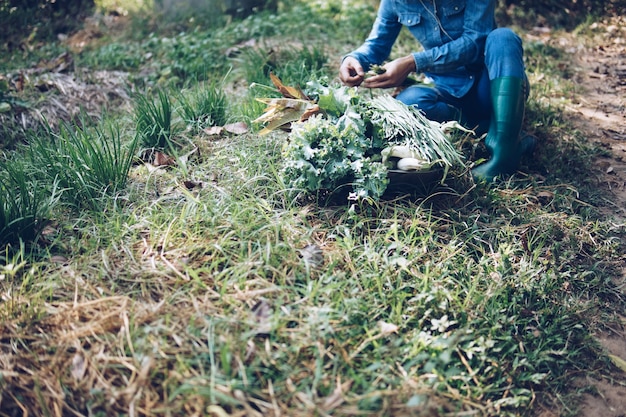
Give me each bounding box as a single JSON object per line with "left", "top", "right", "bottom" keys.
{"left": 0, "top": 2, "right": 624, "bottom": 416}
{"left": 176, "top": 81, "right": 228, "bottom": 133}
{"left": 25, "top": 117, "right": 138, "bottom": 211}
{"left": 0, "top": 155, "right": 58, "bottom": 246}
{"left": 135, "top": 89, "right": 176, "bottom": 150}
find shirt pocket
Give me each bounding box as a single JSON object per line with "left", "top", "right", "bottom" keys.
{"left": 441, "top": 0, "right": 465, "bottom": 16}
{"left": 398, "top": 13, "right": 432, "bottom": 46}
{"left": 398, "top": 12, "right": 422, "bottom": 27}
{"left": 440, "top": 0, "right": 465, "bottom": 38}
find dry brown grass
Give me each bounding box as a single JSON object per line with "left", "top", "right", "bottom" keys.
{"left": 1, "top": 61, "right": 131, "bottom": 137}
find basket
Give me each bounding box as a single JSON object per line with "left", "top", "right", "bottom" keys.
{"left": 385, "top": 167, "right": 445, "bottom": 195}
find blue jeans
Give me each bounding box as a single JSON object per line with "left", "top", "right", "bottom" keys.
{"left": 396, "top": 28, "right": 528, "bottom": 133}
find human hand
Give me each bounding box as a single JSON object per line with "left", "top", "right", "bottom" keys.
{"left": 339, "top": 56, "right": 365, "bottom": 87}
{"left": 362, "top": 55, "right": 416, "bottom": 89}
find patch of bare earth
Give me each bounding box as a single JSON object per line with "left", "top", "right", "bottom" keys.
{"left": 0, "top": 13, "right": 133, "bottom": 134}
{"left": 572, "top": 19, "right": 626, "bottom": 220}
{"left": 530, "top": 15, "right": 626, "bottom": 417}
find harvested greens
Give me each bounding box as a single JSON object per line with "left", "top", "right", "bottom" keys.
{"left": 253, "top": 77, "right": 465, "bottom": 200}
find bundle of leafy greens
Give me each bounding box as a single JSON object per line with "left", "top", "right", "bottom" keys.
{"left": 253, "top": 76, "right": 465, "bottom": 200}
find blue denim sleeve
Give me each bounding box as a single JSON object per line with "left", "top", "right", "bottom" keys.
{"left": 344, "top": 0, "right": 401, "bottom": 70}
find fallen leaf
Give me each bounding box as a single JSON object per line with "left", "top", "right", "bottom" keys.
{"left": 225, "top": 38, "right": 257, "bottom": 57}
{"left": 38, "top": 51, "right": 74, "bottom": 73}
{"left": 15, "top": 72, "right": 24, "bottom": 92}
{"left": 300, "top": 244, "right": 324, "bottom": 269}
{"left": 206, "top": 405, "right": 230, "bottom": 417}
{"left": 300, "top": 104, "right": 322, "bottom": 122}
{"left": 204, "top": 122, "right": 248, "bottom": 136}
{"left": 223, "top": 122, "right": 248, "bottom": 135}
{"left": 204, "top": 126, "right": 223, "bottom": 136}
{"left": 153, "top": 151, "right": 175, "bottom": 167}
{"left": 536, "top": 190, "right": 554, "bottom": 205}
{"left": 251, "top": 299, "right": 272, "bottom": 335}
{"left": 270, "top": 72, "right": 308, "bottom": 100}
{"left": 50, "top": 255, "right": 69, "bottom": 264}
{"left": 183, "top": 180, "right": 202, "bottom": 190}
{"left": 378, "top": 320, "right": 399, "bottom": 335}
{"left": 138, "top": 149, "right": 176, "bottom": 167}
{"left": 41, "top": 224, "right": 58, "bottom": 237}
{"left": 71, "top": 353, "right": 87, "bottom": 381}
{"left": 321, "top": 378, "right": 352, "bottom": 411}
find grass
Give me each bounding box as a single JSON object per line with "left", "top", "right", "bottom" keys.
{"left": 0, "top": 2, "right": 624, "bottom": 416}
{"left": 177, "top": 82, "right": 228, "bottom": 132}
{"left": 135, "top": 89, "right": 175, "bottom": 150}
{"left": 25, "top": 116, "right": 138, "bottom": 211}
{"left": 78, "top": 42, "right": 145, "bottom": 71}
{"left": 0, "top": 156, "right": 58, "bottom": 245}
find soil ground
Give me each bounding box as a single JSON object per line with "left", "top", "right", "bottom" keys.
{"left": 537, "top": 15, "right": 626, "bottom": 417}
{"left": 3, "top": 10, "right": 626, "bottom": 417}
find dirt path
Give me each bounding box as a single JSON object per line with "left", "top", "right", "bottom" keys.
{"left": 538, "top": 15, "right": 626, "bottom": 417}
{"left": 570, "top": 17, "right": 626, "bottom": 219}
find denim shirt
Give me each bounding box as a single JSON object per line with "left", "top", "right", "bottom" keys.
{"left": 347, "top": 0, "right": 496, "bottom": 98}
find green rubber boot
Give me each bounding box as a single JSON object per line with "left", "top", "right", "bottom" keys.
{"left": 472, "top": 77, "right": 528, "bottom": 182}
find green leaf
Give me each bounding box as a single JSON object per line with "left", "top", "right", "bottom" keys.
{"left": 317, "top": 86, "right": 353, "bottom": 117}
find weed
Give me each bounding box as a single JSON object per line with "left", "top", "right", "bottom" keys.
{"left": 232, "top": 44, "right": 277, "bottom": 86}
{"left": 135, "top": 89, "right": 176, "bottom": 150}
{"left": 230, "top": 90, "right": 270, "bottom": 128}
{"left": 26, "top": 117, "right": 138, "bottom": 211}
{"left": 274, "top": 45, "right": 330, "bottom": 87}
{"left": 78, "top": 42, "right": 144, "bottom": 71}
{"left": 0, "top": 156, "right": 57, "bottom": 245}
{"left": 161, "top": 30, "right": 230, "bottom": 84}
{"left": 177, "top": 82, "right": 228, "bottom": 132}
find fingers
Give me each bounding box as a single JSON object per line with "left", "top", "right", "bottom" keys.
{"left": 339, "top": 56, "right": 412, "bottom": 89}
{"left": 362, "top": 73, "right": 390, "bottom": 88}
{"left": 339, "top": 57, "right": 365, "bottom": 87}
{"left": 342, "top": 72, "right": 364, "bottom": 87}
{"left": 364, "top": 56, "right": 415, "bottom": 89}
